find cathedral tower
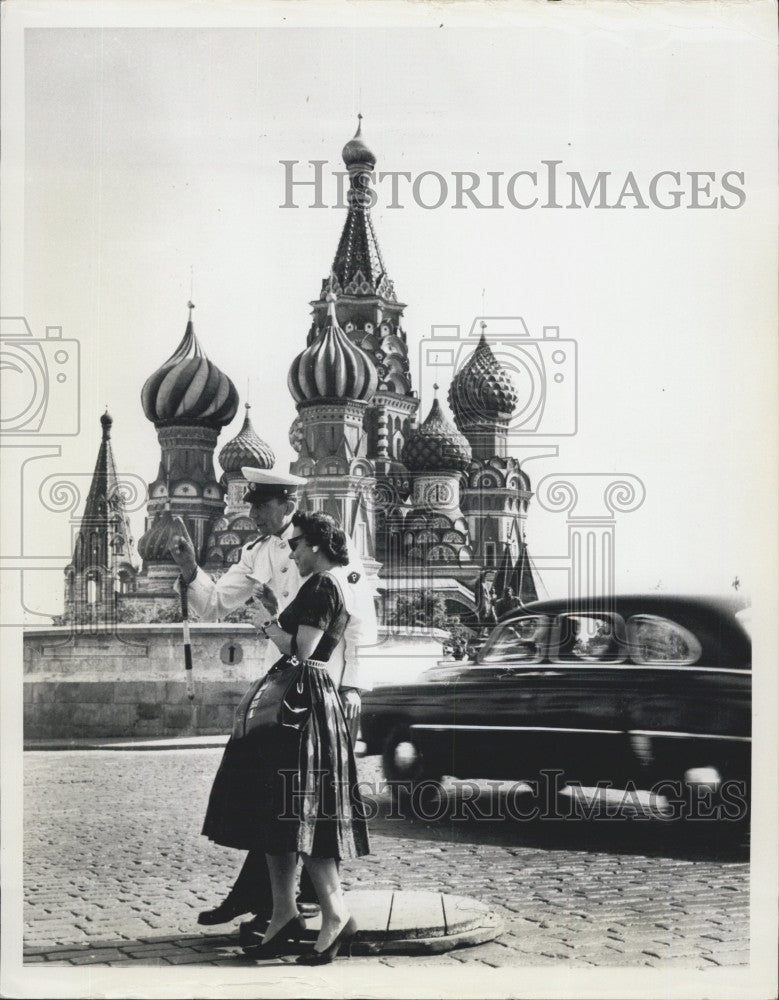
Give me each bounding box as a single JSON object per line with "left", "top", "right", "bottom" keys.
{"left": 138, "top": 303, "right": 238, "bottom": 586}
{"left": 202, "top": 402, "right": 274, "bottom": 570}
{"left": 297, "top": 118, "right": 420, "bottom": 534}
{"left": 399, "top": 386, "right": 473, "bottom": 570}
{"left": 64, "top": 411, "right": 139, "bottom": 626}
{"left": 289, "top": 292, "right": 379, "bottom": 571}
{"left": 449, "top": 322, "right": 538, "bottom": 597}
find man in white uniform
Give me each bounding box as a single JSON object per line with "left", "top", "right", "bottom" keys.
{"left": 169, "top": 467, "right": 376, "bottom": 931}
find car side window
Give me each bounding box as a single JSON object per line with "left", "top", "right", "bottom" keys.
{"left": 625, "top": 614, "right": 702, "bottom": 665}
{"left": 551, "top": 613, "right": 626, "bottom": 663}
{"left": 478, "top": 615, "right": 550, "bottom": 664}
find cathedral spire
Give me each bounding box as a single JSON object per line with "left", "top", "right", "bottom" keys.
{"left": 71, "top": 411, "right": 138, "bottom": 571}
{"left": 65, "top": 412, "right": 139, "bottom": 620}
{"left": 327, "top": 117, "right": 395, "bottom": 302}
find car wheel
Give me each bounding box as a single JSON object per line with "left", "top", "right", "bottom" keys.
{"left": 382, "top": 725, "right": 444, "bottom": 807}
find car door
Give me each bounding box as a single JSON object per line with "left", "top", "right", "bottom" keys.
{"left": 527, "top": 611, "right": 631, "bottom": 785}
{"left": 430, "top": 615, "right": 551, "bottom": 780}
{"left": 621, "top": 608, "right": 751, "bottom": 787}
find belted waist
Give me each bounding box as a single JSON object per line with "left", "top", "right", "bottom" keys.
{"left": 269, "top": 655, "right": 329, "bottom": 673}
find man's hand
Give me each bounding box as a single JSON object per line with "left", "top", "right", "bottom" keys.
{"left": 339, "top": 687, "right": 361, "bottom": 722}
{"left": 249, "top": 580, "right": 279, "bottom": 617}
{"left": 246, "top": 603, "right": 275, "bottom": 632}
{"left": 169, "top": 533, "right": 197, "bottom": 580}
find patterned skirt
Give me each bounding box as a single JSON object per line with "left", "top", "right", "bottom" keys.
{"left": 201, "top": 658, "right": 370, "bottom": 859}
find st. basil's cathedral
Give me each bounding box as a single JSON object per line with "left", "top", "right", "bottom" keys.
{"left": 63, "top": 120, "right": 539, "bottom": 633}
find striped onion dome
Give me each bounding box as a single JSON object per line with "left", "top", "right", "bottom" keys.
{"left": 218, "top": 403, "right": 274, "bottom": 474}
{"left": 402, "top": 388, "right": 472, "bottom": 473}
{"left": 137, "top": 508, "right": 191, "bottom": 564}
{"left": 448, "top": 322, "right": 519, "bottom": 428}
{"left": 288, "top": 293, "right": 377, "bottom": 404}
{"left": 141, "top": 305, "right": 238, "bottom": 428}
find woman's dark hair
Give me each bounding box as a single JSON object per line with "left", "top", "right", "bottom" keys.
{"left": 291, "top": 511, "right": 350, "bottom": 566}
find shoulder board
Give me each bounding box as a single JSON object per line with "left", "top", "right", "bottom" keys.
{"left": 245, "top": 535, "right": 269, "bottom": 551}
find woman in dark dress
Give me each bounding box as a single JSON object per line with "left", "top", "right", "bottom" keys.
{"left": 201, "top": 511, "right": 369, "bottom": 964}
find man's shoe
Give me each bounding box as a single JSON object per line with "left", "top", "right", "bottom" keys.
{"left": 197, "top": 898, "right": 251, "bottom": 926}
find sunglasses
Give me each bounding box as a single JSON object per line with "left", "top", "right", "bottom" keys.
{"left": 288, "top": 535, "right": 306, "bottom": 552}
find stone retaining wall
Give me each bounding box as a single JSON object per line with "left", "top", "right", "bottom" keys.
{"left": 23, "top": 624, "right": 447, "bottom": 739}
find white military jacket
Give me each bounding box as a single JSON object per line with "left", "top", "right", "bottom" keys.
{"left": 186, "top": 522, "right": 376, "bottom": 690}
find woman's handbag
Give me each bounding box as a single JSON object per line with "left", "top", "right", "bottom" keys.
{"left": 232, "top": 656, "right": 312, "bottom": 739}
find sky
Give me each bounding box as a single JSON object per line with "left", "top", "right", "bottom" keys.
{"left": 3, "top": 2, "right": 777, "bottom": 621}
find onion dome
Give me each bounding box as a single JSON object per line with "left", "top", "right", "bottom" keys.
{"left": 141, "top": 303, "right": 238, "bottom": 428}
{"left": 288, "top": 293, "right": 378, "bottom": 404}
{"left": 289, "top": 415, "right": 304, "bottom": 453}
{"left": 218, "top": 403, "right": 274, "bottom": 475}
{"left": 137, "top": 509, "right": 192, "bottom": 564}
{"left": 448, "top": 322, "right": 519, "bottom": 428}
{"left": 402, "top": 386, "right": 472, "bottom": 473}
{"left": 342, "top": 114, "right": 375, "bottom": 170}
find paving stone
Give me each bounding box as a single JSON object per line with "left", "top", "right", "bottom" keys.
{"left": 161, "top": 950, "right": 222, "bottom": 965}
{"left": 22, "top": 749, "right": 750, "bottom": 969}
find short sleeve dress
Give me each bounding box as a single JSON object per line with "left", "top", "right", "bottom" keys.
{"left": 202, "top": 573, "right": 370, "bottom": 860}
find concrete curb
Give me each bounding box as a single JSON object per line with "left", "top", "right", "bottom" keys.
{"left": 24, "top": 736, "right": 229, "bottom": 751}
{"left": 301, "top": 890, "right": 503, "bottom": 956}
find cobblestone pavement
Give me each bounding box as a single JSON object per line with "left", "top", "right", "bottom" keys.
{"left": 22, "top": 749, "right": 749, "bottom": 970}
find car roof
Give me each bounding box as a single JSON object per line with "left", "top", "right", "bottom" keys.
{"left": 503, "top": 593, "right": 746, "bottom": 620}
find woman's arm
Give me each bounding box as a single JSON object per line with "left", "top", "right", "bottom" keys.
{"left": 261, "top": 622, "right": 325, "bottom": 659}
{"left": 263, "top": 622, "right": 293, "bottom": 656}
{"left": 294, "top": 625, "right": 326, "bottom": 661}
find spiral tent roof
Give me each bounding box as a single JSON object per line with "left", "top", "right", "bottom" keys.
{"left": 327, "top": 117, "right": 395, "bottom": 302}
{"left": 69, "top": 411, "right": 139, "bottom": 572}
{"left": 448, "top": 324, "right": 519, "bottom": 428}
{"left": 288, "top": 294, "right": 378, "bottom": 404}
{"left": 402, "top": 390, "right": 472, "bottom": 473}
{"left": 141, "top": 306, "right": 238, "bottom": 429}
{"left": 218, "top": 403, "right": 274, "bottom": 475}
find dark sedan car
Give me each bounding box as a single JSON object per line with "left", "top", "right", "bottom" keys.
{"left": 361, "top": 595, "right": 751, "bottom": 812}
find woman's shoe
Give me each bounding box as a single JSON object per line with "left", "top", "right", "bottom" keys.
{"left": 241, "top": 915, "right": 306, "bottom": 960}
{"left": 295, "top": 916, "right": 357, "bottom": 966}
